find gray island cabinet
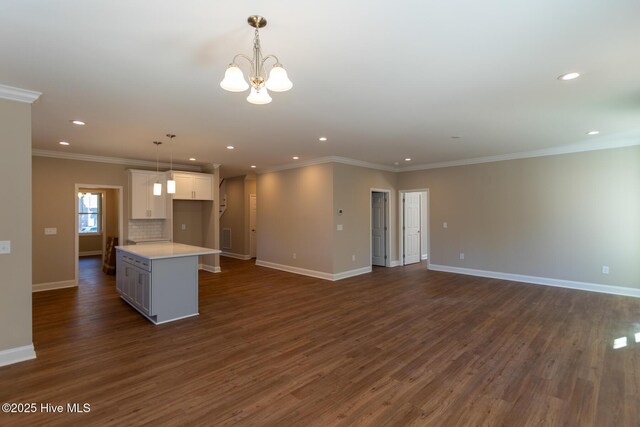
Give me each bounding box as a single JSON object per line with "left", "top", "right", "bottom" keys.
{"left": 115, "top": 243, "right": 220, "bottom": 324}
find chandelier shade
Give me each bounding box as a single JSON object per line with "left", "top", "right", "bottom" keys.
{"left": 220, "top": 65, "right": 249, "bottom": 92}
{"left": 247, "top": 87, "right": 272, "bottom": 105}
{"left": 220, "top": 15, "right": 292, "bottom": 104}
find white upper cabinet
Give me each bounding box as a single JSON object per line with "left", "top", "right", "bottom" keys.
{"left": 171, "top": 172, "right": 213, "bottom": 201}
{"left": 129, "top": 170, "right": 167, "bottom": 219}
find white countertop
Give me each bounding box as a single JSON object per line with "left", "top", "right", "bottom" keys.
{"left": 116, "top": 242, "right": 221, "bottom": 260}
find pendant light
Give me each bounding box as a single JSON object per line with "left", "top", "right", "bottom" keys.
{"left": 166, "top": 134, "right": 176, "bottom": 194}
{"left": 153, "top": 141, "right": 162, "bottom": 196}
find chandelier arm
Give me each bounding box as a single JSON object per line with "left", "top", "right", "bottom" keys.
{"left": 261, "top": 54, "right": 281, "bottom": 68}
{"left": 232, "top": 54, "right": 254, "bottom": 68}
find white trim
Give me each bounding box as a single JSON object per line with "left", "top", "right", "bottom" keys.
{"left": 255, "top": 260, "right": 371, "bottom": 281}
{"left": 390, "top": 260, "right": 402, "bottom": 267}
{"left": 33, "top": 280, "right": 77, "bottom": 292}
{"left": 221, "top": 251, "right": 252, "bottom": 260}
{"left": 154, "top": 313, "right": 199, "bottom": 325}
{"left": 421, "top": 254, "right": 429, "bottom": 260}
{"left": 259, "top": 156, "right": 396, "bottom": 174}
{"left": 0, "top": 84, "right": 42, "bottom": 103}
{"left": 79, "top": 250, "right": 103, "bottom": 257}
{"left": 401, "top": 138, "right": 640, "bottom": 172}
{"left": 0, "top": 344, "right": 36, "bottom": 367}
{"left": 33, "top": 149, "right": 204, "bottom": 172}
{"left": 257, "top": 139, "right": 639, "bottom": 176}
{"left": 200, "top": 264, "right": 221, "bottom": 273}
{"left": 428, "top": 264, "right": 640, "bottom": 298}
{"left": 256, "top": 260, "right": 334, "bottom": 280}
{"left": 333, "top": 266, "right": 372, "bottom": 280}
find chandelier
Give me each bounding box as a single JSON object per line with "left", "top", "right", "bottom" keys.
{"left": 220, "top": 15, "right": 293, "bottom": 105}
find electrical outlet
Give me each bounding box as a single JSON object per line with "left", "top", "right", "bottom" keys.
{"left": 181, "top": 224, "right": 186, "bottom": 230}
{"left": 292, "top": 253, "right": 296, "bottom": 259}
{"left": 337, "top": 224, "right": 343, "bottom": 231}
{"left": 352, "top": 254, "right": 356, "bottom": 261}
{"left": 459, "top": 253, "right": 464, "bottom": 260}
{"left": 0, "top": 240, "right": 10, "bottom": 254}
{"left": 602, "top": 265, "right": 609, "bottom": 274}
{"left": 443, "top": 222, "right": 448, "bottom": 229}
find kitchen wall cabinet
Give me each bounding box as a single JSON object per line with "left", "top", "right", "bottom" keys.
{"left": 129, "top": 170, "right": 167, "bottom": 219}
{"left": 171, "top": 171, "right": 213, "bottom": 200}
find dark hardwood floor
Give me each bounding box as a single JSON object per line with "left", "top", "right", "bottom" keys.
{"left": 1, "top": 257, "right": 639, "bottom": 426}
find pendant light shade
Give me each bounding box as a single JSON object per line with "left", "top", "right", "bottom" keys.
{"left": 166, "top": 134, "right": 176, "bottom": 194}
{"left": 167, "top": 178, "right": 176, "bottom": 194}
{"left": 152, "top": 141, "right": 162, "bottom": 196}
{"left": 266, "top": 65, "right": 293, "bottom": 92}
{"left": 153, "top": 182, "right": 162, "bottom": 196}
{"left": 220, "top": 65, "right": 249, "bottom": 92}
{"left": 247, "top": 86, "right": 272, "bottom": 105}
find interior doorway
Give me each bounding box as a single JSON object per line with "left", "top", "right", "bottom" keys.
{"left": 399, "top": 189, "right": 429, "bottom": 266}
{"left": 370, "top": 189, "right": 391, "bottom": 267}
{"left": 249, "top": 193, "right": 256, "bottom": 258}
{"left": 75, "top": 184, "right": 124, "bottom": 286}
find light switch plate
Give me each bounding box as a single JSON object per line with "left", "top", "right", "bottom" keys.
{"left": 44, "top": 227, "right": 57, "bottom": 235}
{"left": 337, "top": 224, "right": 343, "bottom": 231}
{"left": 443, "top": 222, "right": 448, "bottom": 229}
{"left": 0, "top": 240, "right": 10, "bottom": 254}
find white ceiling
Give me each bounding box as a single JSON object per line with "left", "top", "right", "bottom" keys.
{"left": 1, "top": 0, "right": 639, "bottom": 177}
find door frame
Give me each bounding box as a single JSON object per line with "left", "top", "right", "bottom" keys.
{"left": 249, "top": 193, "right": 257, "bottom": 258}
{"left": 398, "top": 188, "right": 429, "bottom": 267}
{"left": 74, "top": 184, "right": 124, "bottom": 285}
{"left": 370, "top": 188, "right": 391, "bottom": 268}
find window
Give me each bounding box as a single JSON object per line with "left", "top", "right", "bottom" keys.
{"left": 78, "top": 192, "right": 102, "bottom": 234}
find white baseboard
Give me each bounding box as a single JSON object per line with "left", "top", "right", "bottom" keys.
{"left": 33, "top": 279, "right": 77, "bottom": 292}
{"left": 428, "top": 264, "right": 640, "bottom": 298}
{"left": 390, "top": 260, "right": 402, "bottom": 267}
{"left": 255, "top": 260, "right": 371, "bottom": 281}
{"left": 333, "top": 266, "right": 372, "bottom": 280}
{"left": 200, "top": 264, "right": 221, "bottom": 273}
{"left": 220, "top": 251, "right": 252, "bottom": 260}
{"left": 0, "top": 344, "right": 36, "bottom": 367}
{"left": 421, "top": 254, "right": 429, "bottom": 260}
{"left": 79, "top": 250, "right": 102, "bottom": 257}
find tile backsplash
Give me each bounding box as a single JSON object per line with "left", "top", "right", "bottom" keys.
{"left": 128, "top": 220, "right": 165, "bottom": 240}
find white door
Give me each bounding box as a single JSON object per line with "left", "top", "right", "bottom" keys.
{"left": 403, "top": 192, "right": 421, "bottom": 264}
{"left": 249, "top": 194, "right": 257, "bottom": 258}
{"left": 371, "top": 192, "right": 386, "bottom": 266}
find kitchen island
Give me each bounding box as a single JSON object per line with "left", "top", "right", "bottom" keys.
{"left": 115, "top": 242, "right": 221, "bottom": 324}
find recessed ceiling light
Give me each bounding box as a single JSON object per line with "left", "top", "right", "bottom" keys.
{"left": 292, "top": 156, "right": 299, "bottom": 160}
{"left": 558, "top": 72, "right": 580, "bottom": 81}
{"left": 587, "top": 130, "right": 600, "bottom": 135}
{"left": 59, "top": 141, "right": 70, "bottom": 146}
{"left": 318, "top": 137, "right": 327, "bottom": 142}
{"left": 189, "top": 158, "right": 196, "bottom": 161}
{"left": 226, "top": 145, "right": 235, "bottom": 150}
{"left": 251, "top": 165, "right": 257, "bottom": 168}
{"left": 451, "top": 136, "right": 461, "bottom": 139}
{"left": 404, "top": 158, "right": 411, "bottom": 162}
{"left": 70, "top": 120, "right": 85, "bottom": 126}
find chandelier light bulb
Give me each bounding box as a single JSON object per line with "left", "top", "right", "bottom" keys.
{"left": 266, "top": 65, "right": 293, "bottom": 92}
{"left": 220, "top": 65, "right": 249, "bottom": 92}
{"left": 247, "top": 86, "right": 272, "bottom": 105}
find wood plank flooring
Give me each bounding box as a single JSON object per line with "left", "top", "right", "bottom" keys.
{"left": 1, "top": 256, "right": 639, "bottom": 426}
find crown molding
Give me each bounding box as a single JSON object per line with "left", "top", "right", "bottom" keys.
{"left": 32, "top": 149, "right": 204, "bottom": 172}
{"left": 400, "top": 137, "right": 640, "bottom": 172}
{"left": 258, "top": 156, "right": 397, "bottom": 174}
{"left": 0, "top": 84, "right": 42, "bottom": 103}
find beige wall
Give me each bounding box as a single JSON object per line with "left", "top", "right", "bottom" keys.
{"left": 398, "top": 146, "right": 640, "bottom": 288}
{"left": 332, "top": 163, "right": 398, "bottom": 273}
{"left": 173, "top": 200, "right": 204, "bottom": 246}
{"left": 32, "top": 157, "right": 132, "bottom": 284}
{"left": 220, "top": 176, "right": 246, "bottom": 254}
{"left": 257, "top": 164, "right": 334, "bottom": 273}
{"left": 200, "top": 166, "right": 220, "bottom": 269}
{"left": 0, "top": 98, "right": 32, "bottom": 352}
{"left": 79, "top": 234, "right": 102, "bottom": 253}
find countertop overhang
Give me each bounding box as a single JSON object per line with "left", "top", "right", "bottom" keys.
{"left": 116, "top": 242, "right": 221, "bottom": 260}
